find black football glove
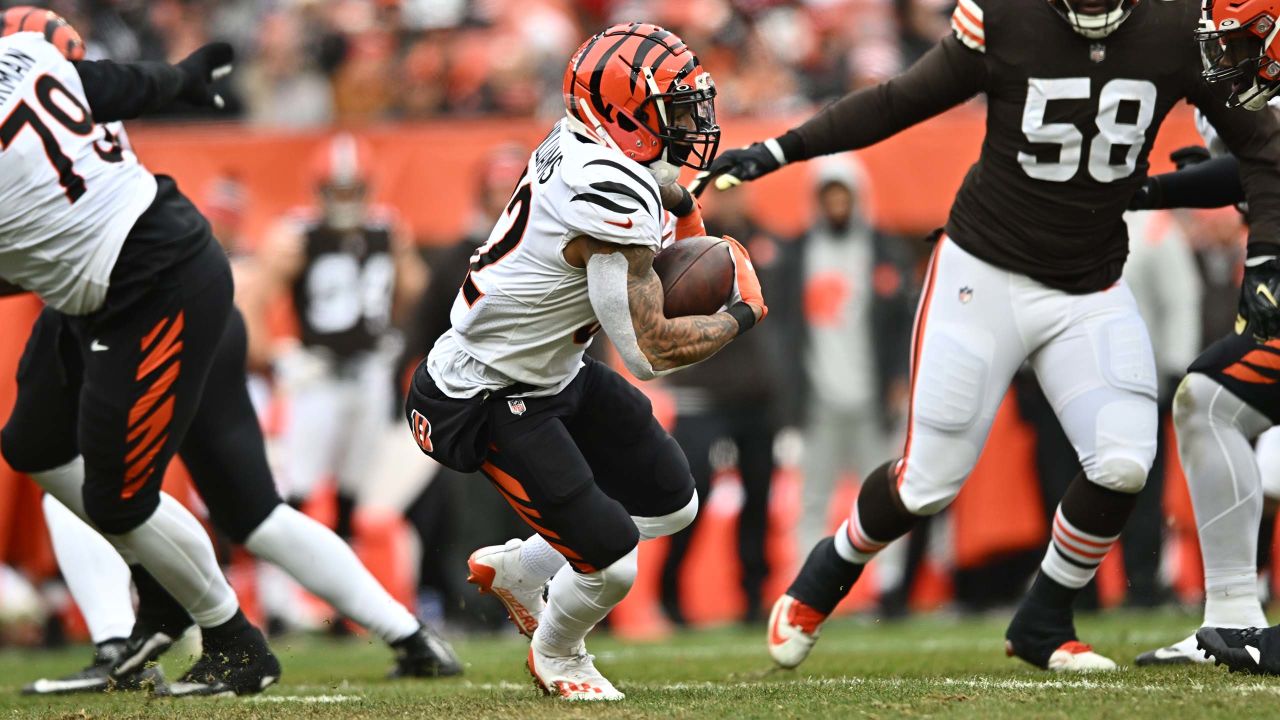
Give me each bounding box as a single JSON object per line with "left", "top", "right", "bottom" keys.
{"left": 1169, "top": 145, "right": 1211, "bottom": 170}
{"left": 690, "top": 139, "right": 786, "bottom": 197}
{"left": 175, "top": 42, "right": 234, "bottom": 109}
{"left": 1240, "top": 245, "right": 1280, "bottom": 340}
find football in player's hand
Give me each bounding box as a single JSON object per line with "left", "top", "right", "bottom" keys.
{"left": 653, "top": 236, "right": 735, "bottom": 318}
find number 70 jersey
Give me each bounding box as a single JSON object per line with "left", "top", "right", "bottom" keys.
{"left": 428, "top": 119, "right": 666, "bottom": 398}
{"left": 0, "top": 32, "right": 156, "bottom": 315}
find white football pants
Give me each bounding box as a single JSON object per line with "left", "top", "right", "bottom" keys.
{"left": 897, "top": 236, "right": 1159, "bottom": 515}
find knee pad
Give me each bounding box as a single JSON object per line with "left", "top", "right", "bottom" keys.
{"left": 897, "top": 436, "right": 979, "bottom": 516}
{"left": 1173, "top": 373, "right": 1218, "bottom": 432}
{"left": 1090, "top": 457, "right": 1148, "bottom": 494}
{"left": 592, "top": 547, "right": 639, "bottom": 601}
{"left": 632, "top": 492, "right": 698, "bottom": 541}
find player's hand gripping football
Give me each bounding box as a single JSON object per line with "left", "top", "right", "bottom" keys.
{"left": 1240, "top": 249, "right": 1280, "bottom": 340}
{"left": 690, "top": 140, "right": 787, "bottom": 197}
{"left": 725, "top": 235, "right": 767, "bottom": 323}
{"left": 175, "top": 42, "right": 234, "bottom": 109}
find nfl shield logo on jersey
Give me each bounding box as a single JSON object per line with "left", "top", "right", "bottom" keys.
{"left": 508, "top": 399, "right": 527, "bottom": 416}
{"left": 959, "top": 286, "right": 974, "bottom": 304}
{"left": 410, "top": 410, "right": 433, "bottom": 452}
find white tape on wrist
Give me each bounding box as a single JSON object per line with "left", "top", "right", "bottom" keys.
{"left": 763, "top": 137, "right": 787, "bottom": 165}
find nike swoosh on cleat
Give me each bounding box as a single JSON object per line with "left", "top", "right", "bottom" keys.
{"left": 1247, "top": 645, "right": 1263, "bottom": 665}
{"left": 1258, "top": 284, "right": 1279, "bottom": 307}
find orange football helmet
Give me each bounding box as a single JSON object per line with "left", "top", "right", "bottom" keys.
{"left": 563, "top": 23, "right": 719, "bottom": 171}
{"left": 1199, "top": 0, "right": 1280, "bottom": 110}
{"left": 0, "top": 6, "right": 84, "bottom": 61}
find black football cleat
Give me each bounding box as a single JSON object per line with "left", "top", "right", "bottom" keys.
{"left": 388, "top": 624, "right": 463, "bottom": 679}
{"left": 22, "top": 638, "right": 165, "bottom": 695}
{"left": 156, "top": 624, "right": 280, "bottom": 697}
{"left": 109, "top": 628, "right": 179, "bottom": 683}
{"left": 1196, "top": 626, "right": 1280, "bottom": 675}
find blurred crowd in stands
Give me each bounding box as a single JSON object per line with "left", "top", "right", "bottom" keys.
{"left": 17, "top": 0, "right": 955, "bottom": 126}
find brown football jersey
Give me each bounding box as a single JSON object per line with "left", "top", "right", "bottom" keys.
{"left": 784, "top": 0, "right": 1280, "bottom": 293}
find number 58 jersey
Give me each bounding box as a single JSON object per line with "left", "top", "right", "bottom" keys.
{"left": 428, "top": 120, "right": 666, "bottom": 398}
{"left": 920, "top": 0, "right": 1280, "bottom": 293}
{"left": 0, "top": 32, "right": 157, "bottom": 315}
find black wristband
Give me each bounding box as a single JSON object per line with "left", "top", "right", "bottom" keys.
{"left": 727, "top": 302, "right": 757, "bottom": 336}
{"left": 670, "top": 186, "right": 695, "bottom": 217}
{"left": 775, "top": 130, "right": 805, "bottom": 163}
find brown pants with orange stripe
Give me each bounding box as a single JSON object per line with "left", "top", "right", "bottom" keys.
{"left": 477, "top": 356, "right": 696, "bottom": 573}
{"left": 38, "top": 237, "right": 233, "bottom": 535}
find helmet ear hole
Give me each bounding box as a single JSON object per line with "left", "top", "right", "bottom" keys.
{"left": 617, "top": 114, "right": 638, "bottom": 132}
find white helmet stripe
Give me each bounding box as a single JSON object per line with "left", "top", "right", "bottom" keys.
{"left": 329, "top": 133, "right": 361, "bottom": 186}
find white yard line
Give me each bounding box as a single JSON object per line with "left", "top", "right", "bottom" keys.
{"left": 464, "top": 675, "right": 1280, "bottom": 697}
{"left": 248, "top": 694, "right": 363, "bottom": 703}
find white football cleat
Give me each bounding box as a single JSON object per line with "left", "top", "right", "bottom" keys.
{"left": 527, "top": 644, "right": 624, "bottom": 701}
{"left": 767, "top": 594, "right": 828, "bottom": 669}
{"left": 1046, "top": 641, "right": 1118, "bottom": 672}
{"left": 1135, "top": 633, "right": 1212, "bottom": 666}
{"left": 467, "top": 538, "right": 546, "bottom": 638}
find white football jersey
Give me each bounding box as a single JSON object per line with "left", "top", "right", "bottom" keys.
{"left": 428, "top": 119, "right": 670, "bottom": 398}
{"left": 0, "top": 32, "right": 157, "bottom": 315}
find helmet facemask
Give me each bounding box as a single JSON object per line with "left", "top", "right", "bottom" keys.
{"left": 631, "top": 68, "right": 721, "bottom": 172}
{"left": 1197, "top": 9, "right": 1280, "bottom": 110}
{"left": 1049, "top": 0, "right": 1138, "bottom": 39}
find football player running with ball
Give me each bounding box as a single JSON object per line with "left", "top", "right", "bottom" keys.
{"left": 405, "top": 24, "right": 765, "bottom": 700}
{"left": 696, "top": 0, "right": 1280, "bottom": 672}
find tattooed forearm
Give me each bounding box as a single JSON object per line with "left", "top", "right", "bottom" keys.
{"left": 621, "top": 246, "right": 739, "bottom": 371}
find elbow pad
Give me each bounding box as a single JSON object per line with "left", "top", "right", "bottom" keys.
{"left": 586, "top": 253, "right": 659, "bottom": 380}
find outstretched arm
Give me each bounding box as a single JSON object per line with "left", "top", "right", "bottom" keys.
{"left": 574, "top": 236, "right": 764, "bottom": 379}
{"left": 73, "top": 43, "right": 232, "bottom": 123}
{"left": 693, "top": 35, "right": 987, "bottom": 195}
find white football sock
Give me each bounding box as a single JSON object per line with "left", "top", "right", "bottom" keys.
{"left": 519, "top": 534, "right": 568, "bottom": 581}
{"left": 30, "top": 457, "right": 233, "bottom": 627}
{"left": 42, "top": 494, "right": 135, "bottom": 644}
{"left": 533, "top": 547, "right": 638, "bottom": 657}
{"left": 106, "top": 494, "right": 239, "bottom": 628}
{"left": 1175, "top": 374, "right": 1272, "bottom": 628}
{"left": 245, "top": 504, "right": 419, "bottom": 643}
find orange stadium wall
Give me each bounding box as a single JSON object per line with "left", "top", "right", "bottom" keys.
{"left": 121, "top": 104, "right": 1203, "bottom": 245}
{"left": 0, "top": 106, "right": 1205, "bottom": 623}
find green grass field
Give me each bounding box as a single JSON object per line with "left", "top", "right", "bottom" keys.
{"left": 3, "top": 609, "right": 1277, "bottom": 719}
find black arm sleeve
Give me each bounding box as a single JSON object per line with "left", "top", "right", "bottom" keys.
{"left": 1190, "top": 80, "right": 1280, "bottom": 250}
{"left": 782, "top": 35, "right": 987, "bottom": 161}
{"left": 1149, "top": 155, "right": 1244, "bottom": 209}
{"left": 72, "top": 59, "right": 185, "bottom": 123}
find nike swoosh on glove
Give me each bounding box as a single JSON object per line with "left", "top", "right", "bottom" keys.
{"left": 175, "top": 42, "right": 234, "bottom": 109}
{"left": 690, "top": 140, "right": 786, "bottom": 197}
{"left": 1240, "top": 251, "right": 1280, "bottom": 340}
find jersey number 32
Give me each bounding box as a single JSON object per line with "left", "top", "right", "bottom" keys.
{"left": 1019, "top": 77, "right": 1157, "bottom": 184}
